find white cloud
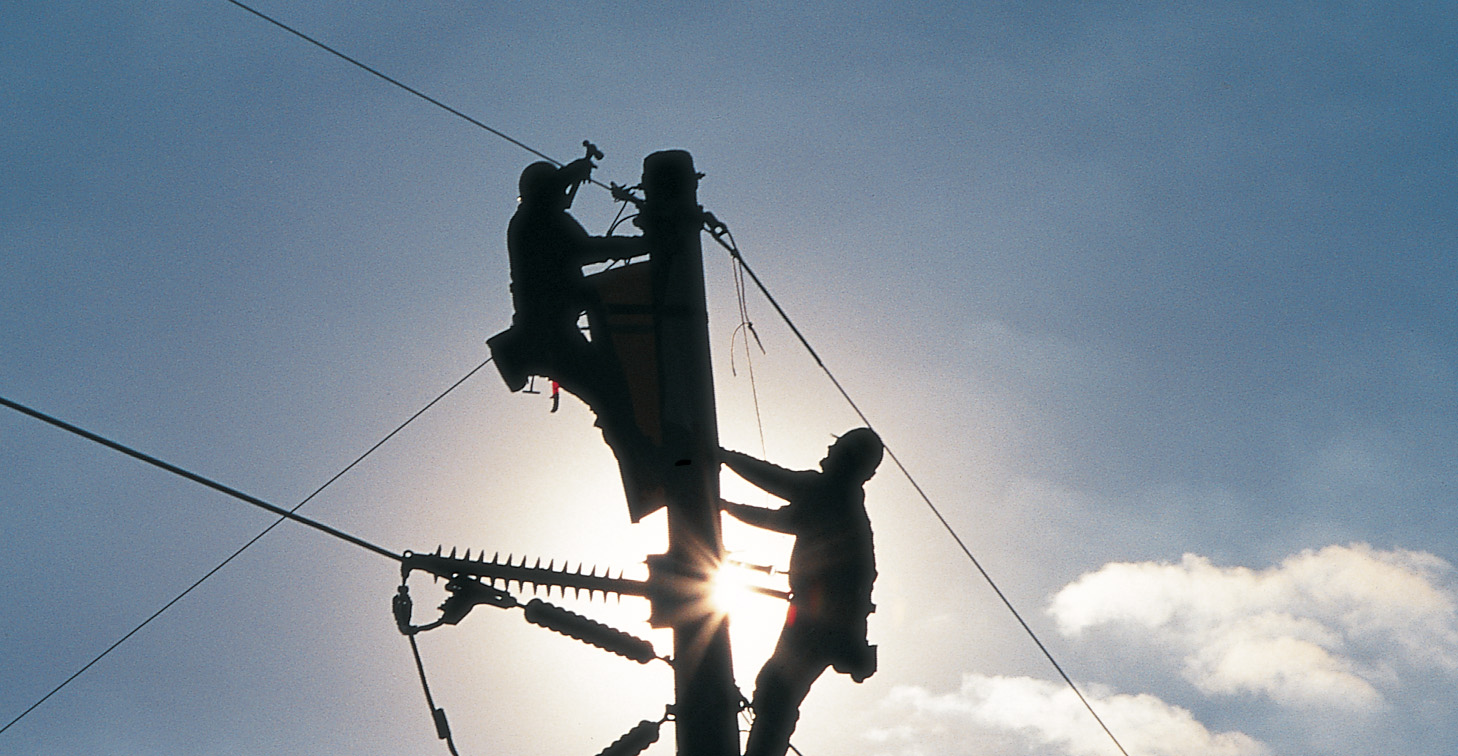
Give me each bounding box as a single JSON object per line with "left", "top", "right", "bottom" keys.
{"left": 872, "top": 674, "right": 1267, "bottom": 756}
{"left": 1048, "top": 543, "right": 1458, "bottom": 709}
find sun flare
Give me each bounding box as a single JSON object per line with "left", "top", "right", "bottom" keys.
{"left": 709, "top": 558, "right": 791, "bottom": 668}
{"left": 710, "top": 562, "right": 758, "bottom": 618}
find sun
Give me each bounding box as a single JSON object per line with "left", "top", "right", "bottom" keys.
{"left": 708, "top": 557, "right": 792, "bottom": 670}
{"left": 710, "top": 561, "right": 759, "bottom": 618}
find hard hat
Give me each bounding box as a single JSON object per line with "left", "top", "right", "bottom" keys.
{"left": 518, "top": 161, "right": 561, "bottom": 203}
{"left": 832, "top": 428, "right": 884, "bottom": 480}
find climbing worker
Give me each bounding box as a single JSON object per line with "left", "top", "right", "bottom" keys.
{"left": 718, "top": 428, "right": 883, "bottom": 756}
{"left": 489, "top": 157, "right": 639, "bottom": 394}
{"left": 487, "top": 157, "right": 661, "bottom": 513}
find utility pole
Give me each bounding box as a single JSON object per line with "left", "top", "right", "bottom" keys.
{"left": 637, "top": 150, "right": 740, "bottom": 756}
{"left": 473, "top": 147, "right": 743, "bottom": 756}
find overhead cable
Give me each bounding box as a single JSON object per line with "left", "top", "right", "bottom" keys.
{"left": 0, "top": 394, "right": 400, "bottom": 560}
{"left": 0, "top": 357, "right": 489, "bottom": 734}
{"left": 222, "top": 0, "right": 612, "bottom": 189}
{"left": 707, "top": 233, "right": 1133, "bottom": 756}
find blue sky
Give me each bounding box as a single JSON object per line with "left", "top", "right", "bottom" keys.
{"left": 3, "top": 2, "right": 1455, "bottom": 755}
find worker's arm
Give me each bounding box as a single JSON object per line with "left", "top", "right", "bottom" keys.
{"left": 580, "top": 234, "right": 643, "bottom": 264}
{"left": 720, "top": 448, "right": 805, "bottom": 501}
{"left": 720, "top": 498, "right": 794, "bottom": 534}
{"left": 559, "top": 214, "right": 641, "bottom": 265}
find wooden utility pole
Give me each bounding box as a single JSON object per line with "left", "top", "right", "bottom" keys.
{"left": 637, "top": 150, "right": 740, "bottom": 756}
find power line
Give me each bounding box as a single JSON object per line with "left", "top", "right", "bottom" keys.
{"left": 1, "top": 394, "right": 400, "bottom": 560}
{"left": 709, "top": 233, "right": 1133, "bottom": 756}
{"left": 223, "top": 0, "right": 612, "bottom": 189}
{"left": 0, "top": 359, "right": 489, "bottom": 734}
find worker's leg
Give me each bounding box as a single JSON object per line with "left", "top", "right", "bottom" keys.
{"left": 536, "top": 328, "right": 666, "bottom": 517}
{"left": 743, "top": 648, "right": 825, "bottom": 756}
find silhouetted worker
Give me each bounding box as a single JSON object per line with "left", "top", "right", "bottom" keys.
{"left": 719, "top": 428, "right": 883, "bottom": 756}
{"left": 490, "top": 158, "right": 639, "bottom": 393}
{"left": 488, "top": 157, "right": 659, "bottom": 510}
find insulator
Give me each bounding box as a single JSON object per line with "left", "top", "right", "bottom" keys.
{"left": 392, "top": 586, "right": 413, "bottom": 635}
{"left": 523, "top": 599, "right": 657, "bottom": 664}
{"left": 595, "top": 719, "right": 660, "bottom": 756}
{"left": 403, "top": 548, "right": 650, "bottom": 602}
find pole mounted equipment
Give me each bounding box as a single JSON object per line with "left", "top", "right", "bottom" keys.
{"left": 403, "top": 548, "right": 651, "bottom": 601}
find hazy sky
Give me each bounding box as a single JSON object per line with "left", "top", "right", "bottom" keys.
{"left": 3, "top": 3, "right": 1455, "bottom": 755}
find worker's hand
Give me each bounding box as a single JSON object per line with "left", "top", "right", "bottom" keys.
{"left": 610, "top": 182, "right": 642, "bottom": 206}
{"left": 560, "top": 157, "right": 594, "bottom": 185}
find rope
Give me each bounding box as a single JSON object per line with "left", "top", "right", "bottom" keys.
{"left": 706, "top": 232, "right": 1133, "bottom": 756}
{"left": 727, "top": 238, "right": 769, "bottom": 458}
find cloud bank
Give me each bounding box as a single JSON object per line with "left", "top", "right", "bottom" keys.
{"left": 873, "top": 674, "right": 1267, "bottom": 756}
{"left": 1048, "top": 543, "right": 1458, "bottom": 709}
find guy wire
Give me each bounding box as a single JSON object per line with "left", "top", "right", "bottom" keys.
{"left": 0, "top": 356, "right": 490, "bottom": 734}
